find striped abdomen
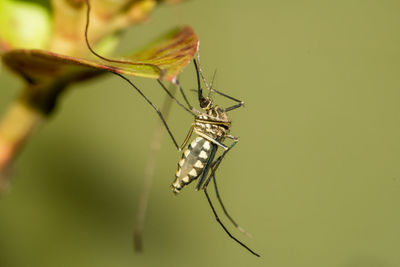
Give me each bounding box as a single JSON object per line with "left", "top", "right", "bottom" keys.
{"left": 172, "top": 137, "right": 211, "bottom": 194}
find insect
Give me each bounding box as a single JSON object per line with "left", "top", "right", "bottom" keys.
{"left": 83, "top": 0, "right": 258, "bottom": 257}
{"left": 110, "top": 58, "right": 259, "bottom": 256}
{"left": 170, "top": 59, "right": 241, "bottom": 195}
{"left": 158, "top": 59, "right": 260, "bottom": 257}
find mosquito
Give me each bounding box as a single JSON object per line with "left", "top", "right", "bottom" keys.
{"left": 158, "top": 59, "right": 260, "bottom": 257}
{"left": 103, "top": 65, "right": 260, "bottom": 257}
{"left": 83, "top": 0, "right": 259, "bottom": 257}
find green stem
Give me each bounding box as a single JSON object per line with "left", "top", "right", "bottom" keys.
{"left": 0, "top": 101, "right": 45, "bottom": 190}
{"left": 0, "top": 70, "right": 99, "bottom": 192}
{"left": 134, "top": 84, "right": 177, "bottom": 251}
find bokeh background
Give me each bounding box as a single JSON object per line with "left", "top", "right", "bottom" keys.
{"left": 1, "top": 0, "right": 400, "bottom": 266}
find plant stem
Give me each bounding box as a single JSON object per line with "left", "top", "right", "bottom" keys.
{"left": 0, "top": 101, "right": 45, "bottom": 191}
{"left": 134, "top": 84, "right": 177, "bottom": 251}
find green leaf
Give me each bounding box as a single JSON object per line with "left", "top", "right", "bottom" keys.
{"left": 49, "top": 0, "right": 159, "bottom": 56}
{"left": 0, "top": 0, "right": 51, "bottom": 51}
{"left": 2, "top": 26, "right": 198, "bottom": 83}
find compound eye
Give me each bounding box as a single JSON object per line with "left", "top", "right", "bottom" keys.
{"left": 200, "top": 98, "right": 210, "bottom": 108}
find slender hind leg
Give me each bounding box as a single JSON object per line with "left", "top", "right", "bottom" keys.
{"left": 198, "top": 138, "right": 253, "bottom": 237}
{"left": 203, "top": 188, "right": 260, "bottom": 257}
{"left": 85, "top": 0, "right": 196, "bottom": 151}
{"left": 112, "top": 73, "right": 183, "bottom": 150}
{"left": 157, "top": 80, "right": 196, "bottom": 116}
{"left": 198, "top": 138, "right": 252, "bottom": 237}
{"left": 201, "top": 139, "right": 259, "bottom": 256}
{"left": 196, "top": 137, "right": 254, "bottom": 238}
{"left": 211, "top": 173, "right": 253, "bottom": 238}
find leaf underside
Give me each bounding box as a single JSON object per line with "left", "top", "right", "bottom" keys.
{"left": 2, "top": 26, "right": 198, "bottom": 84}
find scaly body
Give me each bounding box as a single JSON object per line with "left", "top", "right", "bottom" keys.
{"left": 172, "top": 105, "right": 231, "bottom": 194}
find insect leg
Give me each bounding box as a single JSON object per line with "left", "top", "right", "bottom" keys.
{"left": 200, "top": 139, "right": 238, "bottom": 190}
{"left": 179, "top": 124, "right": 195, "bottom": 151}
{"left": 195, "top": 141, "right": 218, "bottom": 191}
{"left": 114, "top": 75, "right": 198, "bottom": 151}
{"left": 206, "top": 139, "right": 252, "bottom": 238}
{"left": 194, "top": 130, "right": 228, "bottom": 150}
{"left": 113, "top": 73, "right": 181, "bottom": 150}
{"left": 213, "top": 89, "right": 244, "bottom": 112}
{"left": 85, "top": 0, "right": 186, "bottom": 150}
{"left": 211, "top": 172, "right": 253, "bottom": 238}
{"left": 196, "top": 136, "right": 238, "bottom": 192}
{"left": 224, "top": 102, "right": 244, "bottom": 112}
{"left": 226, "top": 134, "right": 238, "bottom": 141}
{"left": 157, "top": 80, "right": 196, "bottom": 116}
{"left": 203, "top": 188, "right": 260, "bottom": 257}
{"left": 174, "top": 79, "right": 193, "bottom": 111}
{"left": 194, "top": 54, "right": 244, "bottom": 112}
{"left": 212, "top": 87, "right": 243, "bottom": 105}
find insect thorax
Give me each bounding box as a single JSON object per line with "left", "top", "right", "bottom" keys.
{"left": 195, "top": 106, "right": 231, "bottom": 139}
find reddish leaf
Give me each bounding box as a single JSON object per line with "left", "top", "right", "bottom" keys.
{"left": 2, "top": 26, "right": 198, "bottom": 84}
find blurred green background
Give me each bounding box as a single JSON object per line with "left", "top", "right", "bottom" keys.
{"left": 1, "top": 0, "right": 400, "bottom": 266}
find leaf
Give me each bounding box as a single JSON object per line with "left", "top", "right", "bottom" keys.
{"left": 0, "top": 0, "right": 51, "bottom": 51}
{"left": 50, "top": 0, "right": 158, "bottom": 56}
{"left": 2, "top": 26, "right": 198, "bottom": 83}
{"left": 114, "top": 26, "right": 198, "bottom": 81}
